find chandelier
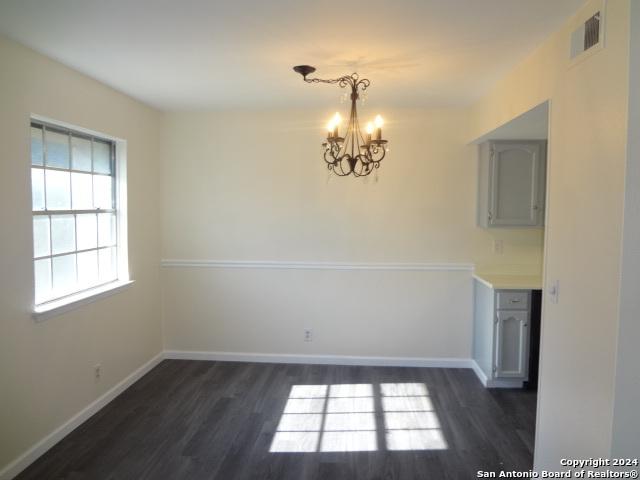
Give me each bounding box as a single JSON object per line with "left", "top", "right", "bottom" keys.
{"left": 293, "top": 65, "right": 388, "bottom": 177}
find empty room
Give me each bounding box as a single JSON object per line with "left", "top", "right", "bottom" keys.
{"left": 0, "top": 0, "right": 638, "bottom": 479}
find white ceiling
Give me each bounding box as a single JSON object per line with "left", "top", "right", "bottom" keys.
{"left": 0, "top": 0, "right": 586, "bottom": 110}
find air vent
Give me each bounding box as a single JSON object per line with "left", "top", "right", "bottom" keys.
{"left": 584, "top": 13, "right": 600, "bottom": 50}
{"left": 570, "top": 11, "right": 602, "bottom": 60}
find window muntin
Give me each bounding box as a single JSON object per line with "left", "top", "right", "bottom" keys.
{"left": 31, "top": 122, "right": 118, "bottom": 305}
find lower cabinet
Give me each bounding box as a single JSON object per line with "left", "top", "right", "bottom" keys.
{"left": 495, "top": 310, "right": 530, "bottom": 379}
{"left": 473, "top": 280, "right": 533, "bottom": 388}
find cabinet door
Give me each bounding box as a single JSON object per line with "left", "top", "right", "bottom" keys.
{"left": 488, "top": 142, "right": 542, "bottom": 226}
{"left": 494, "top": 310, "right": 529, "bottom": 378}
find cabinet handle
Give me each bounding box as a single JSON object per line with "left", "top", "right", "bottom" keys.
{"left": 524, "top": 323, "right": 529, "bottom": 327}
{"left": 510, "top": 299, "right": 521, "bottom": 303}
{"left": 532, "top": 205, "right": 539, "bottom": 211}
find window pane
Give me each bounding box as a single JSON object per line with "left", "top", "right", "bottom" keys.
{"left": 33, "top": 216, "right": 50, "bottom": 257}
{"left": 99, "top": 247, "right": 117, "bottom": 282}
{"left": 78, "top": 250, "right": 99, "bottom": 287}
{"left": 45, "top": 130, "right": 70, "bottom": 168}
{"left": 34, "top": 258, "right": 52, "bottom": 304}
{"left": 31, "top": 168, "right": 45, "bottom": 211}
{"left": 31, "top": 123, "right": 120, "bottom": 303}
{"left": 98, "top": 213, "right": 116, "bottom": 247}
{"left": 52, "top": 254, "right": 76, "bottom": 296}
{"left": 51, "top": 214, "right": 75, "bottom": 255}
{"left": 45, "top": 170, "right": 71, "bottom": 210}
{"left": 93, "top": 175, "right": 113, "bottom": 209}
{"left": 76, "top": 213, "right": 97, "bottom": 251}
{"left": 71, "top": 172, "right": 93, "bottom": 209}
{"left": 93, "top": 140, "right": 112, "bottom": 174}
{"left": 31, "top": 127, "right": 44, "bottom": 166}
{"left": 71, "top": 136, "right": 92, "bottom": 171}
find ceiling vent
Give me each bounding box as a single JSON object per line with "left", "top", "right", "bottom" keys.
{"left": 570, "top": 11, "right": 603, "bottom": 60}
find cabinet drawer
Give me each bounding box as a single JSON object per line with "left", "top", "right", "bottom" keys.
{"left": 497, "top": 291, "right": 529, "bottom": 310}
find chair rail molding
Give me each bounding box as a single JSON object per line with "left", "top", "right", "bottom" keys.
{"left": 160, "top": 259, "right": 475, "bottom": 271}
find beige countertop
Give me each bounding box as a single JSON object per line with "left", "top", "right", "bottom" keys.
{"left": 473, "top": 273, "right": 543, "bottom": 290}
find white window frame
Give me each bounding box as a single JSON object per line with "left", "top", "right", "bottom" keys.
{"left": 31, "top": 115, "right": 132, "bottom": 320}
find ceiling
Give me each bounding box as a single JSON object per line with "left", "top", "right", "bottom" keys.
{"left": 0, "top": 0, "right": 586, "bottom": 111}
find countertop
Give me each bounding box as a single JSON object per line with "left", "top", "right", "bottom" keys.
{"left": 472, "top": 273, "right": 543, "bottom": 290}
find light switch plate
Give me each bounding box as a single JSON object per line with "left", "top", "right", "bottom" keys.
{"left": 548, "top": 280, "right": 559, "bottom": 304}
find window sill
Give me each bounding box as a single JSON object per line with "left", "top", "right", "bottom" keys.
{"left": 33, "top": 280, "right": 134, "bottom": 322}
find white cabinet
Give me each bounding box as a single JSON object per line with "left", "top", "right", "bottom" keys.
{"left": 473, "top": 280, "right": 532, "bottom": 388}
{"left": 477, "top": 140, "right": 547, "bottom": 228}
{"left": 495, "top": 310, "right": 530, "bottom": 378}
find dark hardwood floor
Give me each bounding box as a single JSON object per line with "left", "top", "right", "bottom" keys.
{"left": 16, "top": 360, "right": 537, "bottom": 480}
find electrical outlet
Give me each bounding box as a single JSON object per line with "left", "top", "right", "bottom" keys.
{"left": 493, "top": 239, "right": 504, "bottom": 255}
{"left": 304, "top": 329, "right": 313, "bottom": 342}
{"left": 94, "top": 364, "right": 102, "bottom": 380}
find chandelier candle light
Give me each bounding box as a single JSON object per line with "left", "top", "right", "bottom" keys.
{"left": 293, "top": 65, "right": 388, "bottom": 177}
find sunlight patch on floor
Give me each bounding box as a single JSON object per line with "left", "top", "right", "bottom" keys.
{"left": 269, "top": 382, "right": 448, "bottom": 453}
{"left": 381, "top": 383, "right": 447, "bottom": 451}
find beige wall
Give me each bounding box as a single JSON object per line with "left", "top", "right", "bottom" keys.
{"left": 159, "top": 108, "right": 543, "bottom": 358}
{"left": 0, "top": 36, "right": 163, "bottom": 471}
{"left": 161, "top": 108, "right": 543, "bottom": 268}
{"left": 470, "top": 0, "right": 630, "bottom": 468}
{"left": 163, "top": 267, "right": 475, "bottom": 359}
{"left": 611, "top": 0, "right": 640, "bottom": 457}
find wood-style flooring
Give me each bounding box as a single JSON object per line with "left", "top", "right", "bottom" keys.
{"left": 16, "top": 360, "right": 537, "bottom": 480}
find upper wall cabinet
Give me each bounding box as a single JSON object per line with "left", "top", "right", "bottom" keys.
{"left": 477, "top": 140, "right": 547, "bottom": 228}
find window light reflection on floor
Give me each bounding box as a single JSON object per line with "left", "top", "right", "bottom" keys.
{"left": 269, "top": 382, "right": 448, "bottom": 453}
{"left": 381, "top": 383, "right": 447, "bottom": 451}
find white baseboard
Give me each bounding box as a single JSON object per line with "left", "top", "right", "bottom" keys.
{"left": 471, "top": 359, "right": 489, "bottom": 386}
{"left": 163, "top": 350, "right": 473, "bottom": 369}
{"left": 0, "top": 352, "right": 164, "bottom": 480}
{"left": 470, "top": 359, "right": 525, "bottom": 388}
{"left": 486, "top": 378, "right": 525, "bottom": 388}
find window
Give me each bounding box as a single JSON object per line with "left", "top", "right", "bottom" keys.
{"left": 30, "top": 120, "right": 127, "bottom": 310}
